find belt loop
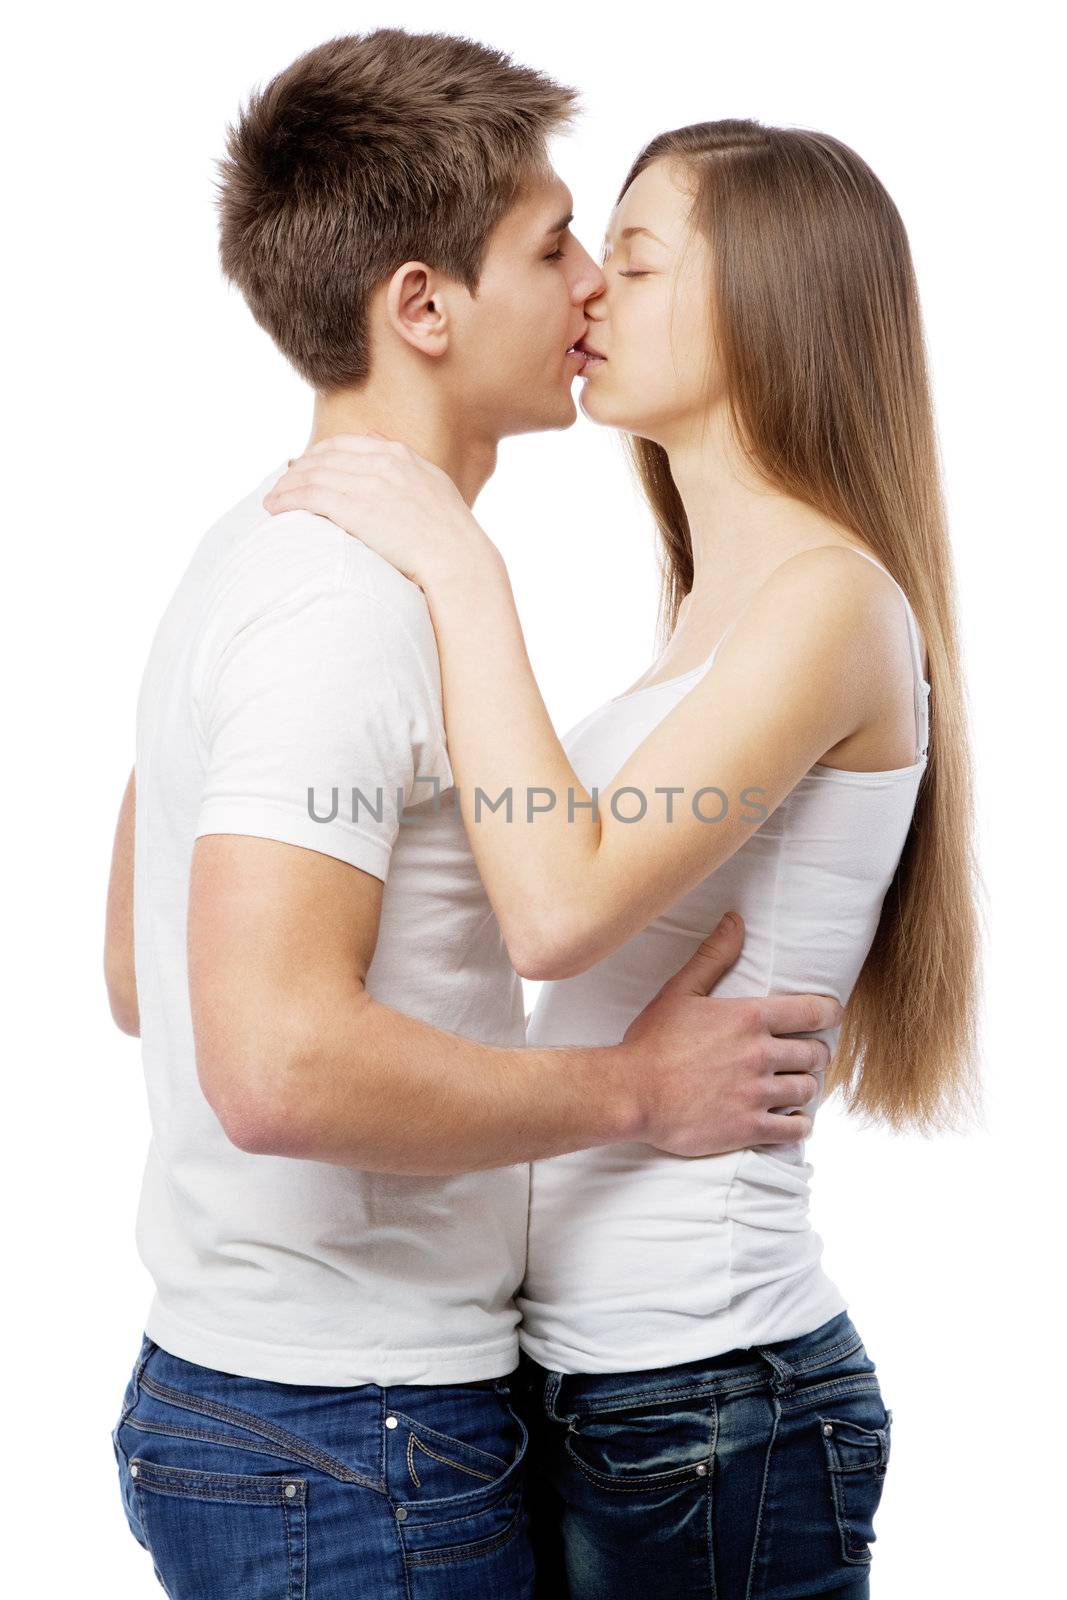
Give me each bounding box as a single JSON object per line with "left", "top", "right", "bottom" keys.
{"left": 118, "top": 1331, "right": 155, "bottom": 1427}
{"left": 543, "top": 1368, "right": 565, "bottom": 1419}
{"left": 754, "top": 1343, "right": 797, "bottom": 1397}
{"left": 543, "top": 1368, "right": 582, "bottom": 1431}
{"left": 133, "top": 1332, "right": 156, "bottom": 1399}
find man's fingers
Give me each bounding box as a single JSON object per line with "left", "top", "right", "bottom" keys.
{"left": 760, "top": 993, "right": 844, "bottom": 1036}
{"left": 661, "top": 914, "right": 745, "bottom": 998}
{"left": 767, "top": 1037, "right": 832, "bottom": 1076}
{"left": 765, "top": 1070, "right": 822, "bottom": 1108}
{"left": 757, "top": 1111, "right": 815, "bottom": 1144}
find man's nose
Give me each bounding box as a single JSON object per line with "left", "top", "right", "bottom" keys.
{"left": 574, "top": 263, "right": 607, "bottom": 309}
{"left": 569, "top": 242, "right": 607, "bottom": 306}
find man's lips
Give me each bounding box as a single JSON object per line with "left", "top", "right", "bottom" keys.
{"left": 566, "top": 337, "right": 608, "bottom": 366}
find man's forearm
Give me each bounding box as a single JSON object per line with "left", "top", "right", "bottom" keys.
{"left": 105, "top": 766, "right": 140, "bottom": 1035}
{"left": 230, "top": 989, "right": 642, "bottom": 1176}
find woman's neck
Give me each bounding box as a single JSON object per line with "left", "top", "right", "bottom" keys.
{"left": 664, "top": 411, "right": 860, "bottom": 623}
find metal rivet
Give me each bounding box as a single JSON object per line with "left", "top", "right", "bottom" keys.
{"left": 385, "top": 1415, "right": 399, "bottom": 1429}
{"left": 395, "top": 1506, "right": 408, "bottom": 1521}
{"left": 695, "top": 1463, "right": 708, "bottom": 1476}
{"left": 284, "top": 1484, "right": 297, "bottom": 1498}
{"left": 823, "top": 1423, "right": 833, "bottom": 1436}
{"left": 129, "top": 1463, "right": 139, "bottom": 1478}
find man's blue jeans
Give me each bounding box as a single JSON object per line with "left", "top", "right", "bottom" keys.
{"left": 111, "top": 1333, "right": 535, "bottom": 1596}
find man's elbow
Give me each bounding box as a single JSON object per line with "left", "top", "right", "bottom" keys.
{"left": 220, "top": 1103, "right": 300, "bottom": 1157}
{"left": 197, "top": 999, "right": 343, "bottom": 1159}
{"left": 201, "top": 1057, "right": 311, "bottom": 1157}
{"left": 105, "top": 961, "right": 141, "bottom": 1036}
{"left": 109, "top": 995, "right": 141, "bottom": 1037}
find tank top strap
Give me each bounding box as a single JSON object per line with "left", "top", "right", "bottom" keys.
{"left": 839, "top": 546, "right": 930, "bottom": 762}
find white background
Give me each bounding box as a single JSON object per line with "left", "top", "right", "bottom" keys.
{"left": 4, "top": 3, "right": 1062, "bottom": 1593}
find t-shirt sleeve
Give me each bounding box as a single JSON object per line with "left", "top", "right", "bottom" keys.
{"left": 194, "top": 577, "right": 445, "bottom": 883}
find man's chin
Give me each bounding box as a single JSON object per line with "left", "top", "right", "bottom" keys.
{"left": 506, "top": 391, "right": 579, "bottom": 437}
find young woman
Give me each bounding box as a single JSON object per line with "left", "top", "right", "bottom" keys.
{"left": 265, "top": 120, "right": 981, "bottom": 1599}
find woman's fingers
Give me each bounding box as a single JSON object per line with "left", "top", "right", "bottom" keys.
{"left": 307, "top": 431, "right": 403, "bottom": 453}
{"left": 283, "top": 447, "right": 398, "bottom": 481}
{"left": 264, "top": 484, "right": 363, "bottom": 524}
{"left": 265, "top": 469, "right": 392, "bottom": 517}
{"left": 272, "top": 464, "right": 390, "bottom": 496}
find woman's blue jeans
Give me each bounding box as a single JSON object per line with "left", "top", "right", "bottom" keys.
{"left": 511, "top": 1309, "right": 893, "bottom": 1599}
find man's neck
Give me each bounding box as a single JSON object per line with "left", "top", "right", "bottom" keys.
{"left": 304, "top": 386, "right": 498, "bottom": 509}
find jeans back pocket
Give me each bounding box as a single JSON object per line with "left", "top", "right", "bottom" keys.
{"left": 818, "top": 1404, "right": 892, "bottom": 1565}
{"left": 125, "top": 1456, "right": 308, "bottom": 1598}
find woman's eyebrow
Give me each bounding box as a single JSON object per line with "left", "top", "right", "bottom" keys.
{"left": 620, "top": 225, "right": 667, "bottom": 245}
{"left": 601, "top": 225, "right": 669, "bottom": 256}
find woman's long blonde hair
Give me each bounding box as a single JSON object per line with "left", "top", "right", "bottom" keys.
{"left": 618, "top": 120, "right": 985, "bottom": 1135}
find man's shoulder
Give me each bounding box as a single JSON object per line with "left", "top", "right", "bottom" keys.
{"left": 141, "top": 469, "right": 447, "bottom": 741}
{"left": 206, "top": 488, "right": 435, "bottom": 654}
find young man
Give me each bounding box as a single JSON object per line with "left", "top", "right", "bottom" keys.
{"left": 104, "top": 30, "right": 836, "bottom": 1596}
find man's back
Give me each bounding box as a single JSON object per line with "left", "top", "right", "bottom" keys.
{"left": 133, "top": 460, "right": 527, "bottom": 1386}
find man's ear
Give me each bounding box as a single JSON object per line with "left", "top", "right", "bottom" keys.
{"left": 383, "top": 261, "right": 452, "bottom": 360}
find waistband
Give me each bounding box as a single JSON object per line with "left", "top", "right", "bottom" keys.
{"left": 517, "top": 1309, "right": 870, "bottom": 1417}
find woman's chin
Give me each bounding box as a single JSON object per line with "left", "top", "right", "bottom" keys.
{"left": 578, "top": 383, "right": 639, "bottom": 432}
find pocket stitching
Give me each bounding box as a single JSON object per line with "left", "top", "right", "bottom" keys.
{"left": 389, "top": 1407, "right": 512, "bottom": 1476}
{"left": 131, "top": 1464, "right": 308, "bottom": 1600}
{"left": 818, "top": 1410, "right": 891, "bottom": 1566}
{"left": 563, "top": 1432, "right": 712, "bottom": 1495}
{"left": 136, "top": 1373, "right": 377, "bottom": 1488}
{"left": 779, "top": 1374, "right": 881, "bottom": 1414}
{"left": 560, "top": 1396, "right": 716, "bottom": 1495}
{"left": 400, "top": 1495, "right": 526, "bottom": 1568}
{"left": 407, "top": 1429, "right": 498, "bottom": 1488}
{"left": 128, "top": 1457, "right": 308, "bottom": 1502}
{"left": 118, "top": 1415, "right": 313, "bottom": 1472}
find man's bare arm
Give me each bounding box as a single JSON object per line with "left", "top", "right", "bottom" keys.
{"left": 104, "top": 766, "right": 139, "bottom": 1037}
{"left": 189, "top": 834, "right": 838, "bottom": 1177}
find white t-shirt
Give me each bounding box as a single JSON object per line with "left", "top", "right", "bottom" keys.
{"left": 519, "top": 549, "right": 930, "bottom": 1373}
{"left": 132, "top": 461, "right": 527, "bottom": 1386}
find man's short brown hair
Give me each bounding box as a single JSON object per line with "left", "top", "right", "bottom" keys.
{"left": 214, "top": 29, "right": 579, "bottom": 393}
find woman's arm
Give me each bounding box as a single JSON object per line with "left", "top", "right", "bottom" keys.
{"left": 265, "top": 444, "right": 899, "bottom": 981}
{"left": 418, "top": 543, "right": 893, "bottom": 979}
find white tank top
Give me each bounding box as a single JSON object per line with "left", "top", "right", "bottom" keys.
{"left": 519, "top": 547, "right": 931, "bottom": 1374}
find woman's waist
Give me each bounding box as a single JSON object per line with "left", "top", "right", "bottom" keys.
{"left": 524, "top": 1143, "right": 816, "bottom": 1274}
{"left": 526, "top": 931, "right": 864, "bottom": 1052}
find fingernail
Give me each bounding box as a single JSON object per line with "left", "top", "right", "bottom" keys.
{"left": 719, "top": 912, "right": 735, "bottom": 929}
